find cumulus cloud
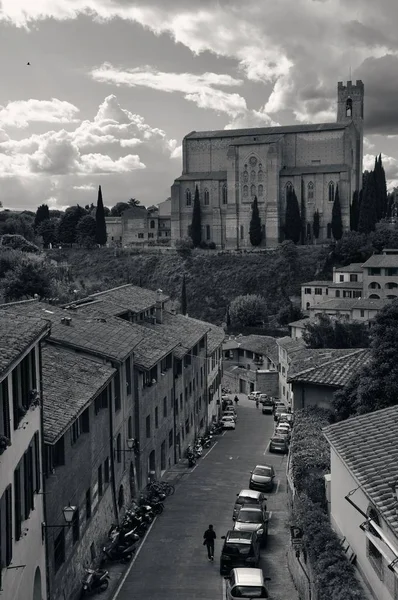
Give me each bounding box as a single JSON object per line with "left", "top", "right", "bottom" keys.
{"left": 0, "top": 98, "right": 80, "bottom": 128}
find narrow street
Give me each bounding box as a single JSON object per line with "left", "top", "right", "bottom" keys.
{"left": 113, "top": 395, "right": 299, "bottom": 600}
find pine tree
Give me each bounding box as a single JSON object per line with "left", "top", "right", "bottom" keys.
{"left": 249, "top": 196, "right": 262, "bottom": 246}
{"left": 313, "top": 210, "right": 320, "bottom": 242}
{"left": 190, "top": 185, "right": 201, "bottom": 247}
{"left": 95, "top": 185, "right": 107, "bottom": 245}
{"left": 285, "top": 189, "right": 301, "bottom": 244}
{"left": 331, "top": 184, "right": 343, "bottom": 240}
{"left": 350, "top": 190, "right": 360, "bottom": 231}
{"left": 181, "top": 274, "right": 187, "bottom": 315}
{"left": 34, "top": 204, "right": 50, "bottom": 231}
{"left": 358, "top": 171, "right": 377, "bottom": 234}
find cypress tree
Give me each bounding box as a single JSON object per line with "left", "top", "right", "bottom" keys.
{"left": 190, "top": 185, "right": 202, "bottom": 247}
{"left": 358, "top": 171, "right": 377, "bottom": 233}
{"left": 34, "top": 204, "right": 50, "bottom": 231}
{"left": 285, "top": 189, "right": 301, "bottom": 244}
{"left": 95, "top": 185, "right": 107, "bottom": 245}
{"left": 181, "top": 274, "right": 187, "bottom": 316}
{"left": 350, "top": 190, "right": 359, "bottom": 231}
{"left": 313, "top": 210, "right": 320, "bottom": 243}
{"left": 249, "top": 196, "right": 262, "bottom": 246}
{"left": 300, "top": 180, "right": 306, "bottom": 245}
{"left": 331, "top": 184, "right": 343, "bottom": 240}
{"left": 379, "top": 154, "right": 388, "bottom": 219}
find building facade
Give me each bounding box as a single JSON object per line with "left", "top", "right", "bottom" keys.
{"left": 0, "top": 311, "right": 50, "bottom": 600}
{"left": 362, "top": 249, "right": 398, "bottom": 300}
{"left": 105, "top": 199, "right": 171, "bottom": 246}
{"left": 171, "top": 81, "right": 364, "bottom": 248}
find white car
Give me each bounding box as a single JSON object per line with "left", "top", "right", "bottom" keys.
{"left": 275, "top": 424, "right": 291, "bottom": 442}
{"left": 221, "top": 416, "right": 236, "bottom": 430}
{"left": 248, "top": 391, "right": 262, "bottom": 401}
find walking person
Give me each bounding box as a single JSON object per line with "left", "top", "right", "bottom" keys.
{"left": 203, "top": 524, "right": 216, "bottom": 561}
{"left": 234, "top": 395, "right": 239, "bottom": 406}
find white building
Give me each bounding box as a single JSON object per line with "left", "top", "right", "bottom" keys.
{"left": 0, "top": 310, "right": 50, "bottom": 600}
{"left": 324, "top": 406, "right": 398, "bottom": 600}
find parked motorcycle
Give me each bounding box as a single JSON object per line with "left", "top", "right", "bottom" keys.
{"left": 103, "top": 534, "right": 138, "bottom": 563}
{"left": 81, "top": 567, "right": 110, "bottom": 595}
{"left": 187, "top": 452, "right": 196, "bottom": 467}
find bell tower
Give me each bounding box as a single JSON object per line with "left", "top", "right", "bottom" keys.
{"left": 337, "top": 80, "right": 364, "bottom": 131}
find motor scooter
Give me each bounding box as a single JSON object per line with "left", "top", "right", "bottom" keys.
{"left": 81, "top": 567, "right": 110, "bottom": 595}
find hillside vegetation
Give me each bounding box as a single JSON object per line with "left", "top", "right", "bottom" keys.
{"left": 46, "top": 245, "right": 328, "bottom": 324}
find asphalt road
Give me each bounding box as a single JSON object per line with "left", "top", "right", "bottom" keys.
{"left": 113, "top": 395, "right": 299, "bottom": 600}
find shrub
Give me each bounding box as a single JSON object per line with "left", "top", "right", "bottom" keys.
{"left": 0, "top": 248, "right": 21, "bottom": 278}
{"left": 0, "top": 234, "right": 40, "bottom": 253}
{"left": 229, "top": 294, "right": 268, "bottom": 328}
{"left": 208, "top": 241, "right": 216, "bottom": 249}
{"left": 199, "top": 241, "right": 209, "bottom": 249}
{"left": 175, "top": 237, "right": 193, "bottom": 258}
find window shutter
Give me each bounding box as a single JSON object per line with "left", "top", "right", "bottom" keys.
{"left": 14, "top": 467, "right": 22, "bottom": 541}
{"left": 34, "top": 432, "right": 41, "bottom": 493}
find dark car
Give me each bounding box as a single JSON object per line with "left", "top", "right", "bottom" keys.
{"left": 220, "top": 530, "right": 261, "bottom": 575}
{"left": 261, "top": 398, "right": 274, "bottom": 415}
{"left": 233, "top": 489, "right": 267, "bottom": 520}
{"left": 233, "top": 506, "right": 269, "bottom": 545}
{"left": 249, "top": 464, "right": 275, "bottom": 492}
{"left": 269, "top": 435, "right": 289, "bottom": 454}
{"left": 274, "top": 406, "right": 287, "bottom": 422}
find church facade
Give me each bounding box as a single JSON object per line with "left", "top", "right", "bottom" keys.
{"left": 171, "top": 80, "right": 364, "bottom": 248}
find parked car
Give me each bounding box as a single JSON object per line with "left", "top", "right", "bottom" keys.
{"left": 233, "top": 489, "right": 267, "bottom": 520}
{"left": 278, "top": 412, "right": 294, "bottom": 427}
{"left": 274, "top": 406, "right": 287, "bottom": 422}
{"left": 233, "top": 506, "right": 269, "bottom": 545}
{"left": 275, "top": 424, "right": 291, "bottom": 442}
{"left": 249, "top": 465, "right": 275, "bottom": 493}
{"left": 269, "top": 435, "right": 289, "bottom": 454}
{"left": 248, "top": 391, "right": 262, "bottom": 401}
{"left": 221, "top": 416, "right": 236, "bottom": 430}
{"left": 259, "top": 394, "right": 268, "bottom": 403}
{"left": 223, "top": 408, "right": 237, "bottom": 420}
{"left": 261, "top": 398, "right": 275, "bottom": 415}
{"left": 220, "top": 532, "right": 261, "bottom": 575}
{"left": 222, "top": 395, "right": 233, "bottom": 405}
{"left": 224, "top": 568, "right": 270, "bottom": 600}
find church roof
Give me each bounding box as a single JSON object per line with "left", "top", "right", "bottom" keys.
{"left": 175, "top": 171, "right": 227, "bottom": 182}
{"left": 185, "top": 122, "right": 350, "bottom": 140}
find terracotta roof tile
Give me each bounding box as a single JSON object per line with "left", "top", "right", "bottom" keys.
{"left": 288, "top": 349, "right": 370, "bottom": 386}
{"left": 42, "top": 344, "right": 115, "bottom": 444}
{"left": 185, "top": 122, "right": 349, "bottom": 140}
{"left": 238, "top": 335, "right": 279, "bottom": 366}
{"left": 362, "top": 253, "right": 398, "bottom": 268}
{"left": 0, "top": 310, "right": 50, "bottom": 379}
{"left": 140, "top": 312, "right": 210, "bottom": 359}
{"left": 334, "top": 263, "right": 364, "bottom": 273}
{"left": 87, "top": 284, "right": 169, "bottom": 312}
{"left": 323, "top": 406, "right": 398, "bottom": 536}
{"left": 288, "top": 348, "right": 356, "bottom": 378}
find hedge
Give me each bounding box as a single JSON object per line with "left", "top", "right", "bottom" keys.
{"left": 292, "top": 494, "right": 365, "bottom": 600}
{"left": 290, "top": 406, "right": 332, "bottom": 504}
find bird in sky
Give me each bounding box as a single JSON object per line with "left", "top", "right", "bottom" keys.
{"left": 27, "top": 62, "right": 30, "bottom": 66}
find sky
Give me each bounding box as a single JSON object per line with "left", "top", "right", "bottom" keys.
{"left": 0, "top": 0, "right": 398, "bottom": 212}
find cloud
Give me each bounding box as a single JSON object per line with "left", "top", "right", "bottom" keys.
{"left": 91, "top": 63, "right": 274, "bottom": 126}
{"left": 73, "top": 184, "right": 96, "bottom": 191}
{"left": 0, "top": 98, "right": 80, "bottom": 128}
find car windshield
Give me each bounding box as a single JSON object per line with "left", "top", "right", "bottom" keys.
{"left": 238, "top": 510, "right": 263, "bottom": 523}
{"left": 254, "top": 467, "right": 272, "bottom": 476}
{"left": 237, "top": 496, "right": 259, "bottom": 505}
{"left": 223, "top": 416, "right": 234, "bottom": 421}
{"left": 223, "top": 543, "right": 251, "bottom": 556}
{"left": 271, "top": 437, "right": 285, "bottom": 443}
{"left": 231, "top": 586, "right": 265, "bottom": 598}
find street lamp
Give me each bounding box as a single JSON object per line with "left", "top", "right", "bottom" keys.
{"left": 42, "top": 503, "right": 76, "bottom": 541}
{"left": 126, "top": 438, "right": 135, "bottom": 451}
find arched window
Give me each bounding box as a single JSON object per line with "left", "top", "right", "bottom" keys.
{"left": 258, "top": 185, "right": 263, "bottom": 197}
{"left": 258, "top": 170, "right": 264, "bottom": 182}
{"left": 369, "top": 294, "right": 380, "bottom": 299}
{"left": 367, "top": 507, "right": 383, "bottom": 577}
{"left": 222, "top": 183, "right": 228, "bottom": 204}
{"left": 243, "top": 185, "right": 248, "bottom": 198}
{"left": 250, "top": 184, "right": 256, "bottom": 197}
{"left": 250, "top": 170, "right": 256, "bottom": 181}
{"left": 286, "top": 182, "right": 293, "bottom": 199}
{"left": 327, "top": 223, "right": 332, "bottom": 239}
{"left": 307, "top": 182, "right": 314, "bottom": 200}
{"left": 387, "top": 294, "right": 397, "bottom": 299}
{"left": 369, "top": 282, "right": 381, "bottom": 289}
{"left": 243, "top": 170, "right": 249, "bottom": 183}
{"left": 385, "top": 282, "right": 398, "bottom": 289}
{"left": 328, "top": 182, "right": 335, "bottom": 203}
{"left": 204, "top": 188, "right": 210, "bottom": 206}
{"left": 186, "top": 189, "right": 192, "bottom": 206}
{"left": 306, "top": 223, "right": 311, "bottom": 238}
{"left": 346, "top": 97, "right": 353, "bottom": 118}
{"left": 150, "top": 220, "right": 155, "bottom": 229}
{"left": 240, "top": 225, "right": 244, "bottom": 240}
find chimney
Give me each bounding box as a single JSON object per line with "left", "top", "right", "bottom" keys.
{"left": 156, "top": 289, "right": 163, "bottom": 324}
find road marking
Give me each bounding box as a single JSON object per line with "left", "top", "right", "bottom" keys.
{"left": 275, "top": 479, "right": 280, "bottom": 494}
{"left": 203, "top": 441, "right": 218, "bottom": 459}
{"left": 111, "top": 516, "right": 157, "bottom": 600}
{"left": 263, "top": 442, "right": 270, "bottom": 455}
{"left": 222, "top": 574, "right": 226, "bottom": 599}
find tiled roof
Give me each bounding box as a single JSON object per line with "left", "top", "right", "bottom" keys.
{"left": 223, "top": 339, "right": 240, "bottom": 351}
{"left": 282, "top": 164, "right": 348, "bottom": 176}
{"left": 87, "top": 284, "right": 169, "bottom": 313}
{"left": 276, "top": 336, "right": 306, "bottom": 352}
{"left": 185, "top": 122, "right": 349, "bottom": 140}
{"left": 174, "top": 171, "right": 227, "bottom": 182}
{"left": 204, "top": 323, "right": 225, "bottom": 355}
{"left": 0, "top": 310, "right": 50, "bottom": 379}
{"left": 42, "top": 344, "right": 115, "bottom": 444}
{"left": 0, "top": 302, "right": 145, "bottom": 362}
{"left": 328, "top": 281, "right": 363, "bottom": 289}
{"left": 352, "top": 298, "right": 390, "bottom": 310}
{"left": 288, "top": 317, "right": 310, "bottom": 329}
{"left": 334, "top": 263, "right": 364, "bottom": 273}
{"left": 301, "top": 280, "right": 330, "bottom": 287}
{"left": 238, "top": 335, "right": 279, "bottom": 366}
{"left": 310, "top": 298, "right": 389, "bottom": 311}
{"left": 288, "top": 348, "right": 357, "bottom": 378}
{"left": 132, "top": 326, "right": 179, "bottom": 370}
{"left": 323, "top": 405, "right": 398, "bottom": 537}
{"left": 288, "top": 349, "right": 370, "bottom": 386}
{"left": 362, "top": 253, "right": 398, "bottom": 268}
